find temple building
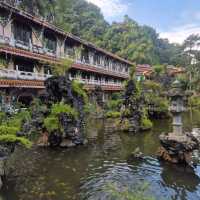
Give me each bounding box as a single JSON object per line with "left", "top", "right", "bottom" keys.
{"left": 0, "top": 1, "right": 132, "bottom": 110}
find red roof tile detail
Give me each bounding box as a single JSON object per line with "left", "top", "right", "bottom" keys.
{"left": 0, "top": 79, "right": 45, "bottom": 88}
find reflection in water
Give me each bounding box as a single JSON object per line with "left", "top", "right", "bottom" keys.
{"left": 1, "top": 112, "right": 200, "bottom": 200}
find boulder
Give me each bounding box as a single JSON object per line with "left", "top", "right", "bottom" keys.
{"left": 60, "top": 139, "right": 76, "bottom": 148}
{"left": 158, "top": 132, "right": 199, "bottom": 165}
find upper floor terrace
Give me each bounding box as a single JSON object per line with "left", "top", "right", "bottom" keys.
{"left": 0, "top": 1, "right": 132, "bottom": 80}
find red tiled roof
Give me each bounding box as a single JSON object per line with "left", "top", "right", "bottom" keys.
{"left": 136, "top": 65, "right": 153, "bottom": 76}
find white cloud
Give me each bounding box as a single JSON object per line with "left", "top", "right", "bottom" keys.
{"left": 159, "top": 24, "right": 200, "bottom": 44}
{"left": 86, "top": 0, "right": 128, "bottom": 18}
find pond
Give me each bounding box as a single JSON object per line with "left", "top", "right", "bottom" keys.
{"left": 1, "top": 110, "right": 200, "bottom": 200}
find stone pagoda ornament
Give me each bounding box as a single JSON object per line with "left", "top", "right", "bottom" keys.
{"left": 158, "top": 80, "right": 199, "bottom": 165}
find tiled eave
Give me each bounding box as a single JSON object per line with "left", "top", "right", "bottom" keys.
{"left": 0, "top": 45, "right": 59, "bottom": 64}
{"left": 0, "top": 79, "right": 45, "bottom": 89}
{"left": 0, "top": 46, "right": 128, "bottom": 79}
{"left": 0, "top": 79, "right": 123, "bottom": 91}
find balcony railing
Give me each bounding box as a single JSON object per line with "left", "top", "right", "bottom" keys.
{"left": 0, "top": 35, "right": 129, "bottom": 77}
{"left": 75, "top": 59, "right": 129, "bottom": 77}
{"left": 0, "top": 68, "right": 52, "bottom": 81}
{"left": 69, "top": 76, "right": 122, "bottom": 87}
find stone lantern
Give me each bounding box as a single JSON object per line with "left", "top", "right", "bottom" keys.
{"left": 157, "top": 80, "right": 199, "bottom": 165}
{"left": 169, "top": 80, "right": 185, "bottom": 136}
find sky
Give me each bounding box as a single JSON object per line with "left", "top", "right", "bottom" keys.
{"left": 86, "top": 0, "right": 200, "bottom": 44}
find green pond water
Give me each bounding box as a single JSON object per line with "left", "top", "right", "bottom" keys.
{"left": 1, "top": 110, "right": 200, "bottom": 200}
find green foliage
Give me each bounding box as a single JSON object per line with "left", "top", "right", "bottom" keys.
{"left": 72, "top": 80, "right": 88, "bottom": 103}
{"left": 44, "top": 116, "right": 60, "bottom": 133}
{"left": 51, "top": 102, "right": 78, "bottom": 119}
{"left": 111, "top": 92, "right": 122, "bottom": 100}
{"left": 140, "top": 109, "right": 153, "bottom": 130}
{"left": 0, "top": 126, "right": 19, "bottom": 135}
{"left": 17, "top": 0, "right": 184, "bottom": 66}
{"left": 0, "top": 112, "right": 6, "bottom": 124}
{"left": 141, "top": 117, "right": 153, "bottom": 130}
{"left": 107, "top": 182, "right": 155, "bottom": 200}
{"left": 143, "top": 80, "right": 162, "bottom": 93}
{"left": 153, "top": 65, "right": 164, "bottom": 76}
{"left": 105, "top": 99, "right": 122, "bottom": 111}
{"left": 0, "top": 110, "right": 32, "bottom": 148}
{"left": 105, "top": 111, "right": 121, "bottom": 118}
{"left": 188, "top": 96, "right": 200, "bottom": 107}
{"left": 0, "top": 56, "right": 7, "bottom": 68}
{"left": 43, "top": 102, "right": 78, "bottom": 133}
{"left": 117, "top": 118, "right": 131, "bottom": 132}
{"left": 51, "top": 58, "right": 72, "bottom": 76}
{"left": 0, "top": 135, "right": 32, "bottom": 148}
{"left": 7, "top": 110, "right": 31, "bottom": 130}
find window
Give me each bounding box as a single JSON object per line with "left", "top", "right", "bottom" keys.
{"left": 13, "top": 21, "right": 31, "bottom": 45}
{"left": 44, "top": 31, "right": 57, "bottom": 53}
{"left": 14, "top": 59, "right": 34, "bottom": 72}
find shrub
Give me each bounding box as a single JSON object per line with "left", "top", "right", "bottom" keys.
{"left": 43, "top": 116, "right": 59, "bottom": 133}
{"left": 141, "top": 117, "right": 153, "bottom": 130}
{"left": 51, "top": 103, "right": 78, "bottom": 119}
{"left": 51, "top": 58, "right": 72, "bottom": 76}
{"left": 122, "top": 109, "right": 131, "bottom": 117}
{"left": 0, "top": 135, "right": 32, "bottom": 148}
{"left": 0, "top": 125, "right": 19, "bottom": 135}
{"left": 0, "top": 112, "right": 6, "bottom": 123}
{"left": 118, "top": 118, "right": 131, "bottom": 132}
{"left": 106, "top": 111, "right": 121, "bottom": 118}
{"left": 72, "top": 80, "right": 88, "bottom": 103}
{"left": 7, "top": 110, "right": 31, "bottom": 129}
{"left": 188, "top": 96, "right": 200, "bottom": 107}
{"left": 105, "top": 99, "right": 122, "bottom": 111}
{"left": 143, "top": 80, "right": 161, "bottom": 93}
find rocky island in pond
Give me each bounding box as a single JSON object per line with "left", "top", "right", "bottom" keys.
{"left": 158, "top": 80, "right": 199, "bottom": 165}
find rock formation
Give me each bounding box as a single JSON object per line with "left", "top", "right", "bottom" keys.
{"left": 158, "top": 80, "right": 199, "bottom": 165}
{"left": 43, "top": 74, "right": 86, "bottom": 147}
